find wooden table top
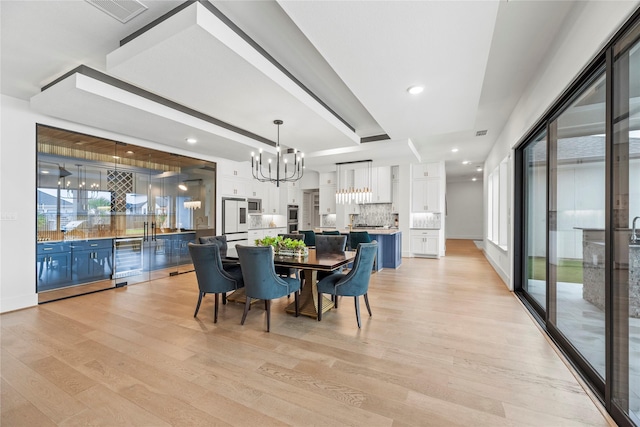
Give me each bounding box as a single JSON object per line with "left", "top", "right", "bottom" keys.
{"left": 225, "top": 247, "right": 356, "bottom": 271}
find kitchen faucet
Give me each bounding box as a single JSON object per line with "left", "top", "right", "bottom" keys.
{"left": 633, "top": 216, "right": 640, "bottom": 244}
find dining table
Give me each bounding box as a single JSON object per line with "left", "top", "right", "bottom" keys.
{"left": 223, "top": 247, "right": 357, "bottom": 319}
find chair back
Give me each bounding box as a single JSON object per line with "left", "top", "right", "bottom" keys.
{"left": 349, "top": 231, "right": 372, "bottom": 250}
{"left": 334, "top": 241, "right": 378, "bottom": 296}
{"left": 321, "top": 230, "right": 341, "bottom": 235}
{"left": 315, "top": 234, "right": 347, "bottom": 255}
{"left": 235, "top": 245, "right": 294, "bottom": 300}
{"left": 199, "top": 235, "right": 228, "bottom": 258}
{"left": 278, "top": 233, "right": 304, "bottom": 241}
{"left": 188, "top": 243, "right": 241, "bottom": 293}
{"left": 298, "top": 230, "right": 316, "bottom": 247}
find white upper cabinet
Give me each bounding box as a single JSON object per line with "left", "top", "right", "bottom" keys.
{"left": 371, "top": 166, "right": 391, "bottom": 203}
{"left": 218, "top": 161, "right": 251, "bottom": 197}
{"left": 411, "top": 163, "right": 443, "bottom": 213}
{"left": 411, "top": 162, "right": 441, "bottom": 179}
{"left": 319, "top": 172, "right": 337, "bottom": 215}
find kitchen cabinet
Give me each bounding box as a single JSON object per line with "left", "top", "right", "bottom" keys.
{"left": 220, "top": 175, "right": 248, "bottom": 197}
{"left": 319, "top": 183, "right": 336, "bottom": 214}
{"left": 285, "top": 182, "right": 302, "bottom": 206}
{"left": 219, "top": 162, "right": 250, "bottom": 197}
{"left": 371, "top": 166, "right": 391, "bottom": 203}
{"left": 412, "top": 179, "right": 441, "bottom": 212}
{"left": 71, "top": 239, "right": 113, "bottom": 282}
{"left": 391, "top": 179, "right": 399, "bottom": 213}
{"left": 411, "top": 229, "right": 439, "bottom": 257}
{"left": 263, "top": 184, "right": 280, "bottom": 214}
{"left": 249, "top": 229, "right": 264, "bottom": 244}
{"left": 412, "top": 162, "right": 441, "bottom": 179}
{"left": 37, "top": 242, "right": 72, "bottom": 291}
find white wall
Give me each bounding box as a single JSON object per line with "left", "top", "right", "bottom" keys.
{"left": 482, "top": 2, "right": 639, "bottom": 290}
{"left": 445, "top": 181, "right": 483, "bottom": 240}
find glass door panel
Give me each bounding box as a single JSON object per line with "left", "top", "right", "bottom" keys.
{"left": 612, "top": 22, "right": 640, "bottom": 424}
{"left": 549, "top": 71, "right": 607, "bottom": 379}
{"left": 523, "top": 131, "right": 548, "bottom": 312}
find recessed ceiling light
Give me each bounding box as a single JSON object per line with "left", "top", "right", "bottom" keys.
{"left": 41, "top": 170, "right": 49, "bottom": 174}
{"left": 126, "top": 150, "right": 134, "bottom": 154}
{"left": 462, "top": 160, "right": 470, "bottom": 165}
{"left": 472, "top": 177, "right": 477, "bottom": 182}
{"left": 451, "top": 148, "right": 459, "bottom": 153}
{"left": 476, "top": 167, "right": 482, "bottom": 172}
{"left": 407, "top": 85, "right": 424, "bottom": 95}
{"left": 186, "top": 138, "right": 197, "bottom": 144}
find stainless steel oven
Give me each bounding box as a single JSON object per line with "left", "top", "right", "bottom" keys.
{"left": 287, "top": 204, "right": 298, "bottom": 234}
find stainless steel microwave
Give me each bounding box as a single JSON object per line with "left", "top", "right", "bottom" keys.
{"left": 247, "top": 198, "right": 262, "bottom": 213}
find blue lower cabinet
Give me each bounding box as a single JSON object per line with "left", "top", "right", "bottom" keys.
{"left": 71, "top": 239, "right": 113, "bottom": 283}
{"left": 178, "top": 233, "right": 196, "bottom": 265}
{"left": 370, "top": 233, "right": 402, "bottom": 270}
{"left": 37, "top": 242, "right": 72, "bottom": 291}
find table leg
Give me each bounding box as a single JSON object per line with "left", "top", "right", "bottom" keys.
{"left": 285, "top": 269, "right": 333, "bottom": 319}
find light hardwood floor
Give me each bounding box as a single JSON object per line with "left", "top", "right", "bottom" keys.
{"left": 1, "top": 240, "right": 613, "bottom": 426}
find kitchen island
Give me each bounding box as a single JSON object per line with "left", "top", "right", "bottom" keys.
{"left": 313, "top": 228, "right": 402, "bottom": 271}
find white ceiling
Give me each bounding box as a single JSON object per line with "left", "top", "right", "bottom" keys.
{"left": 1, "top": 0, "right": 577, "bottom": 181}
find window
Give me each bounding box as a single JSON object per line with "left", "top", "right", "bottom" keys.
{"left": 488, "top": 156, "right": 509, "bottom": 250}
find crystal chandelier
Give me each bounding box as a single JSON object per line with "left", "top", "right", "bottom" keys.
{"left": 335, "top": 160, "right": 373, "bottom": 204}
{"left": 251, "top": 120, "right": 304, "bottom": 187}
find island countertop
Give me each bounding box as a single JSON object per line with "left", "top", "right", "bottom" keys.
{"left": 313, "top": 228, "right": 401, "bottom": 235}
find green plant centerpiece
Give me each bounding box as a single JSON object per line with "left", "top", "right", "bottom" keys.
{"left": 255, "top": 235, "right": 308, "bottom": 257}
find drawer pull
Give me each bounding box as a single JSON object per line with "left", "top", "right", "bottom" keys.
{"left": 43, "top": 247, "right": 53, "bottom": 251}
{"left": 90, "top": 244, "right": 98, "bottom": 247}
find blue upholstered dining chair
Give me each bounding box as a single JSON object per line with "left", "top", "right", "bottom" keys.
{"left": 199, "top": 234, "right": 237, "bottom": 269}
{"left": 314, "top": 234, "right": 347, "bottom": 282}
{"left": 321, "top": 230, "right": 341, "bottom": 235}
{"left": 348, "top": 231, "right": 371, "bottom": 250}
{"left": 349, "top": 231, "right": 376, "bottom": 270}
{"left": 298, "top": 230, "right": 316, "bottom": 247}
{"left": 235, "top": 245, "right": 301, "bottom": 332}
{"left": 188, "top": 242, "right": 244, "bottom": 323}
{"left": 316, "top": 241, "right": 377, "bottom": 328}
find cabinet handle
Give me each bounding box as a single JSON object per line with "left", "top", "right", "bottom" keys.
{"left": 91, "top": 244, "right": 98, "bottom": 247}
{"left": 43, "top": 247, "right": 53, "bottom": 251}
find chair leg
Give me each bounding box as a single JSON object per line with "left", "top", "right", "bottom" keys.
{"left": 364, "top": 293, "right": 372, "bottom": 317}
{"left": 241, "top": 298, "right": 251, "bottom": 325}
{"left": 194, "top": 291, "right": 204, "bottom": 317}
{"left": 334, "top": 295, "right": 338, "bottom": 309}
{"left": 294, "top": 290, "right": 299, "bottom": 317}
{"left": 354, "top": 296, "right": 361, "bottom": 328}
{"left": 214, "top": 293, "right": 219, "bottom": 323}
{"left": 265, "top": 300, "right": 271, "bottom": 332}
{"left": 317, "top": 291, "right": 323, "bottom": 321}
{"left": 222, "top": 293, "right": 227, "bottom": 305}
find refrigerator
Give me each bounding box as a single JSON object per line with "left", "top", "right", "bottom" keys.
{"left": 222, "top": 198, "right": 248, "bottom": 249}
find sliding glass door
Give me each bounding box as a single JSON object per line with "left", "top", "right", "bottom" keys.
{"left": 548, "top": 70, "right": 607, "bottom": 382}
{"left": 522, "top": 131, "right": 547, "bottom": 313}
{"left": 515, "top": 11, "right": 639, "bottom": 427}
{"left": 612, "top": 19, "right": 640, "bottom": 425}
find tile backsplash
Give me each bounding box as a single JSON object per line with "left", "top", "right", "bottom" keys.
{"left": 249, "top": 214, "right": 286, "bottom": 229}
{"left": 411, "top": 212, "right": 441, "bottom": 229}
{"left": 355, "top": 203, "right": 394, "bottom": 226}
{"left": 320, "top": 214, "right": 336, "bottom": 227}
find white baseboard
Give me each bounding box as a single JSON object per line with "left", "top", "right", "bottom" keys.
{"left": 445, "top": 235, "right": 483, "bottom": 240}
{"left": 1, "top": 293, "right": 38, "bottom": 313}
{"left": 484, "top": 251, "right": 511, "bottom": 290}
